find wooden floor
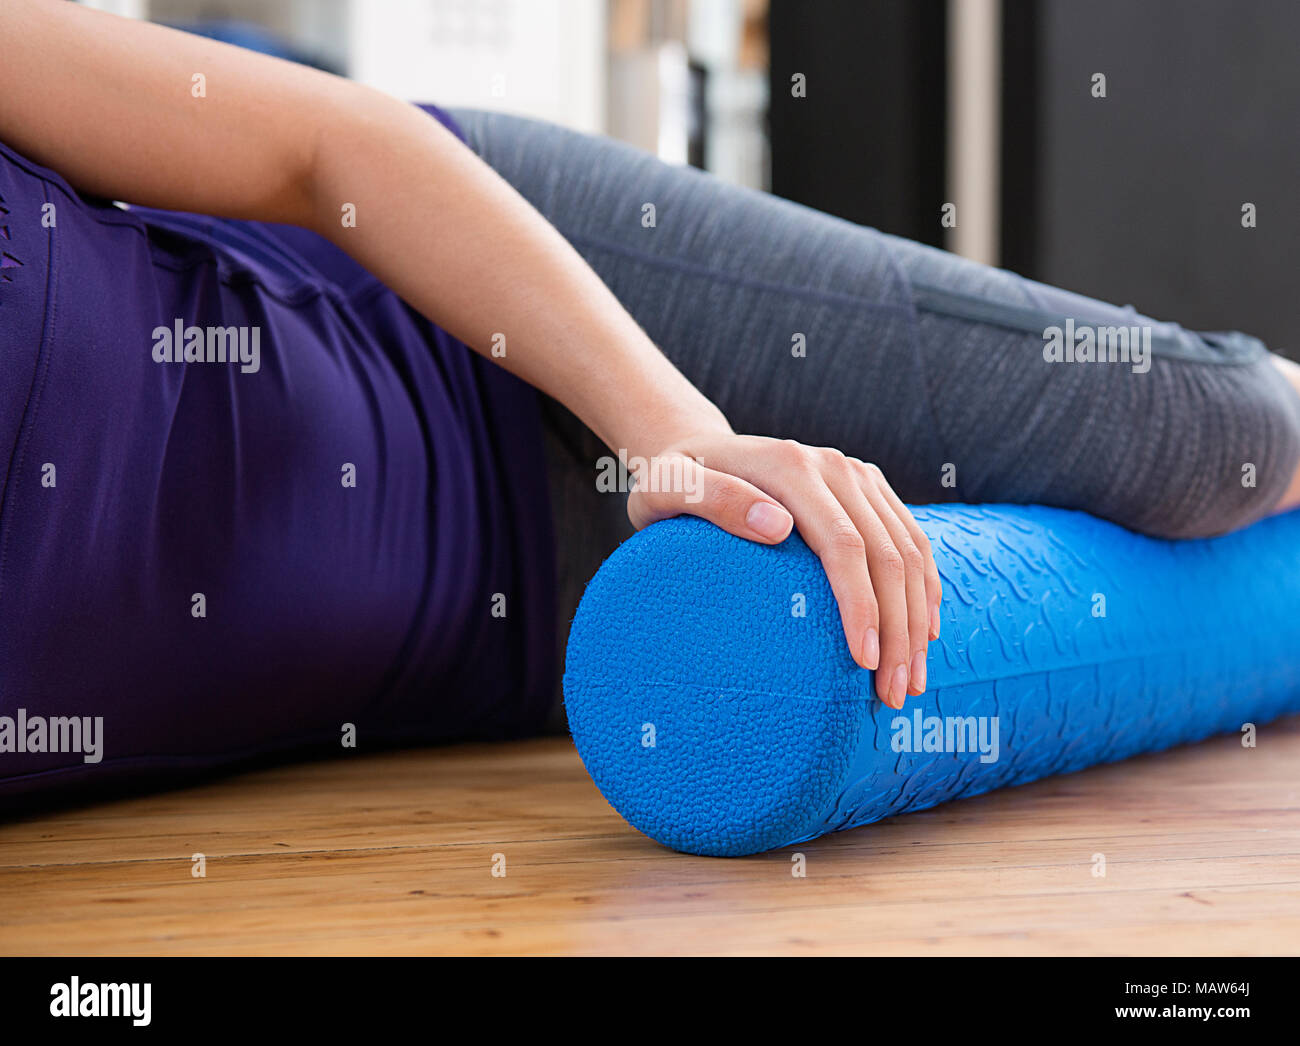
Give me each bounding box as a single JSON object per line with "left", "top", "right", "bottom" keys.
{"left": 3, "top": 717, "right": 1299, "bottom": 956}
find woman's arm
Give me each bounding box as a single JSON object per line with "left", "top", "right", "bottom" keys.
{"left": 0, "top": 0, "right": 939, "bottom": 707}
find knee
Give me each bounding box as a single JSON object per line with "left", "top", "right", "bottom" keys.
{"left": 1123, "top": 359, "right": 1300, "bottom": 540}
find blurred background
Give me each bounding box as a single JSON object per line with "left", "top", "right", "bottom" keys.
{"left": 82, "top": 0, "right": 1298, "bottom": 353}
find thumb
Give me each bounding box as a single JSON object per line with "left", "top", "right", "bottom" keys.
{"left": 626, "top": 453, "right": 794, "bottom": 544}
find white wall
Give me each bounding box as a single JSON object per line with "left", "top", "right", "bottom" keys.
{"left": 81, "top": 0, "right": 607, "bottom": 134}
{"left": 79, "top": 0, "right": 147, "bottom": 16}
{"left": 346, "top": 0, "right": 607, "bottom": 133}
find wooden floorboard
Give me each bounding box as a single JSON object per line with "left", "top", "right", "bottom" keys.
{"left": 2, "top": 716, "right": 1298, "bottom": 955}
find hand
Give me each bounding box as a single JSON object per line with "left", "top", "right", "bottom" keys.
{"left": 625, "top": 434, "right": 941, "bottom": 709}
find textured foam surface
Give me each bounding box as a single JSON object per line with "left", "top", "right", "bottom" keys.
{"left": 564, "top": 504, "right": 1300, "bottom": 856}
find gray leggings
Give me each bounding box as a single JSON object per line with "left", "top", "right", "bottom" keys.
{"left": 451, "top": 109, "right": 1300, "bottom": 722}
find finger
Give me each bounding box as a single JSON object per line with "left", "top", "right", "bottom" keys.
{"left": 817, "top": 460, "right": 914, "bottom": 707}
{"left": 648, "top": 438, "right": 884, "bottom": 678}
{"left": 626, "top": 453, "right": 794, "bottom": 544}
{"left": 864, "top": 462, "right": 944, "bottom": 640}
{"left": 853, "top": 471, "right": 931, "bottom": 697}
{"left": 710, "top": 448, "right": 884, "bottom": 672}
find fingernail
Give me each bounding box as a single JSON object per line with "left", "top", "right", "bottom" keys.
{"left": 862, "top": 627, "right": 880, "bottom": 670}
{"left": 930, "top": 604, "right": 941, "bottom": 639}
{"left": 910, "top": 650, "right": 927, "bottom": 693}
{"left": 745, "top": 501, "right": 790, "bottom": 541}
{"left": 890, "top": 663, "right": 909, "bottom": 709}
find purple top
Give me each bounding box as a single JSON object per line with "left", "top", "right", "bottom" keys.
{"left": 0, "top": 105, "right": 556, "bottom": 802}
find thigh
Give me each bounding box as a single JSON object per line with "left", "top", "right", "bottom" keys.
{"left": 900, "top": 259, "right": 1300, "bottom": 536}
{"left": 454, "top": 108, "right": 1300, "bottom": 538}
{"left": 451, "top": 108, "right": 950, "bottom": 501}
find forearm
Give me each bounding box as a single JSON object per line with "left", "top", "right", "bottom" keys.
{"left": 0, "top": 0, "right": 726, "bottom": 463}
{"left": 0, "top": 1, "right": 941, "bottom": 699}
{"left": 305, "top": 91, "right": 732, "bottom": 461}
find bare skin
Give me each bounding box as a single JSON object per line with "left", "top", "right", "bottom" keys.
{"left": 1, "top": 1, "right": 1296, "bottom": 711}
{"left": 1272, "top": 357, "right": 1300, "bottom": 512}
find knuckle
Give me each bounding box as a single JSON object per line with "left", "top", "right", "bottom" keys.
{"left": 818, "top": 447, "right": 855, "bottom": 479}
{"left": 856, "top": 592, "right": 881, "bottom": 620}
{"left": 777, "top": 439, "right": 813, "bottom": 472}
{"left": 704, "top": 479, "right": 745, "bottom": 516}
{"left": 873, "top": 544, "right": 906, "bottom": 579}
{"left": 825, "top": 519, "right": 866, "bottom": 557}
{"left": 899, "top": 541, "right": 925, "bottom": 572}
{"left": 860, "top": 460, "right": 886, "bottom": 483}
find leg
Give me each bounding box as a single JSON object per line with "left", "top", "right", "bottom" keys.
{"left": 451, "top": 109, "right": 1300, "bottom": 718}
{"left": 1272, "top": 355, "right": 1300, "bottom": 512}
{"left": 453, "top": 109, "right": 1300, "bottom": 538}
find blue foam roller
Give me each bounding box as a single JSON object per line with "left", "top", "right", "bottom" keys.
{"left": 564, "top": 504, "right": 1300, "bottom": 856}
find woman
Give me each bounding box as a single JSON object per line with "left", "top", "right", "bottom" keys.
{"left": 2, "top": 0, "right": 1298, "bottom": 801}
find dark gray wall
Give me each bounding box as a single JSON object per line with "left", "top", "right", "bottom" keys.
{"left": 769, "top": 0, "right": 947, "bottom": 245}
{"left": 1029, "top": 0, "right": 1299, "bottom": 355}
